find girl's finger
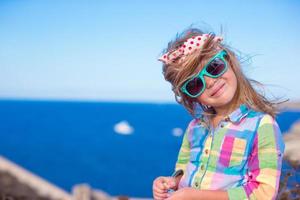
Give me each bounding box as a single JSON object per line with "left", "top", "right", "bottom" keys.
{"left": 155, "top": 179, "right": 168, "bottom": 190}
{"left": 163, "top": 177, "right": 176, "bottom": 188}
{"left": 153, "top": 186, "right": 165, "bottom": 194}
{"left": 153, "top": 191, "right": 169, "bottom": 200}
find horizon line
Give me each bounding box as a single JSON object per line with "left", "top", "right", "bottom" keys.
{"left": 0, "top": 97, "right": 179, "bottom": 105}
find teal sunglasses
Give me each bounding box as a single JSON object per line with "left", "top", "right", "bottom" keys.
{"left": 180, "top": 50, "right": 228, "bottom": 98}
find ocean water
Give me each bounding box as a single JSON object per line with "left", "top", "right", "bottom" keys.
{"left": 0, "top": 100, "right": 299, "bottom": 197}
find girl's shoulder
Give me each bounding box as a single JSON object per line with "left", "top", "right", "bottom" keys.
{"left": 188, "top": 117, "right": 208, "bottom": 128}
{"left": 257, "top": 113, "right": 279, "bottom": 128}
{"left": 246, "top": 110, "right": 281, "bottom": 135}
{"left": 186, "top": 118, "right": 200, "bottom": 130}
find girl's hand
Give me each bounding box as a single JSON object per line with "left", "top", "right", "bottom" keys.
{"left": 152, "top": 176, "right": 177, "bottom": 200}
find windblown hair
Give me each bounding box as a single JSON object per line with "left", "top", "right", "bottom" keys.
{"left": 161, "top": 28, "right": 280, "bottom": 118}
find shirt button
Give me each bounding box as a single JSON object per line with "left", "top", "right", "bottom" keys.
{"left": 220, "top": 124, "right": 224, "bottom": 128}
{"left": 195, "top": 182, "right": 199, "bottom": 187}
{"left": 205, "top": 149, "right": 209, "bottom": 154}
{"left": 200, "top": 164, "right": 205, "bottom": 170}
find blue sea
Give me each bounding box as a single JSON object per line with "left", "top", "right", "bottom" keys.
{"left": 0, "top": 100, "right": 299, "bottom": 198}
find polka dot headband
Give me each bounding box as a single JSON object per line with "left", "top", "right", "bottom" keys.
{"left": 158, "top": 34, "right": 223, "bottom": 65}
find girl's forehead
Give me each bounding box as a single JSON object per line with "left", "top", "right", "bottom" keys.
{"left": 195, "top": 52, "right": 217, "bottom": 69}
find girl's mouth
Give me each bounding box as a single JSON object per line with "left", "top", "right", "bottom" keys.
{"left": 211, "top": 83, "right": 226, "bottom": 97}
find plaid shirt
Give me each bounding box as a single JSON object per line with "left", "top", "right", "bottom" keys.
{"left": 175, "top": 104, "right": 285, "bottom": 200}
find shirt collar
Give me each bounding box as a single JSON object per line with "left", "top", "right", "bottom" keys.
{"left": 226, "top": 104, "right": 251, "bottom": 123}
{"left": 196, "top": 104, "right": 251, "bottom": 124}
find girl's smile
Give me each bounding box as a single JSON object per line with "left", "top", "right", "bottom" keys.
{"left": 209, "top": 81, "right": 226, "bottom": 97}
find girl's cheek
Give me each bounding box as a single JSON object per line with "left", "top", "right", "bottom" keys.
{"left": 196, "top": 96, "right": 205, "bottom": 105}
{"left": 198, "top": 92, "right": 210, "bottom": 104}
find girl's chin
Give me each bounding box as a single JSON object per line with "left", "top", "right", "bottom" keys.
{"left": 209, "top": 94, "right": 235, "bottom": 107}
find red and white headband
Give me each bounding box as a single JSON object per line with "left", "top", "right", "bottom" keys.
{"left": 158, "top": 34, "right": 223, "bottom": 65}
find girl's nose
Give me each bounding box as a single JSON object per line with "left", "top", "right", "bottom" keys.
{"left": 204, "top": 76, "right": 216, "bottom": 89}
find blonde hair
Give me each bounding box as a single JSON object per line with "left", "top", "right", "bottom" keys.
{"left": 161, "top": 28, "right": 281, "bottom": 118}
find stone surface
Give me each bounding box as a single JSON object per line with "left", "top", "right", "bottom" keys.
{"left": 283, "top": 120, "right": 300, "bottom": 165}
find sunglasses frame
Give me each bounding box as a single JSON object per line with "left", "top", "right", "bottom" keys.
{"left": 180, "top": 50, "right": 228, "bottom": 98}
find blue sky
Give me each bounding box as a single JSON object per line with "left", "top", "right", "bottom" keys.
{"left": 0, "top": 0, "right": 299, "bottom": 103}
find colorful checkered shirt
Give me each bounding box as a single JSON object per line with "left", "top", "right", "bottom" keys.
{"left": 175, "top": 104, "right": 285, "bottom": 200}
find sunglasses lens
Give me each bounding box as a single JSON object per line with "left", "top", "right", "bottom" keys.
{"left": 206, "top": 58, "right": 226, "bottom": 76}
{"left": 185, "top": 77, "right": 204, "bottom": 96}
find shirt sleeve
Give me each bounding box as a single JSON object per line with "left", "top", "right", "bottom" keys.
{"left": 227, "top": 114, "right": 285, "bottom": 200}
{"left": 175, "top": 120, "right": 193, "bottom": 172}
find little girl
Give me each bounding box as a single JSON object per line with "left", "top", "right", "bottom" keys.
{"left": 153, "top": 28, "right": 285, "bottom": 200}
